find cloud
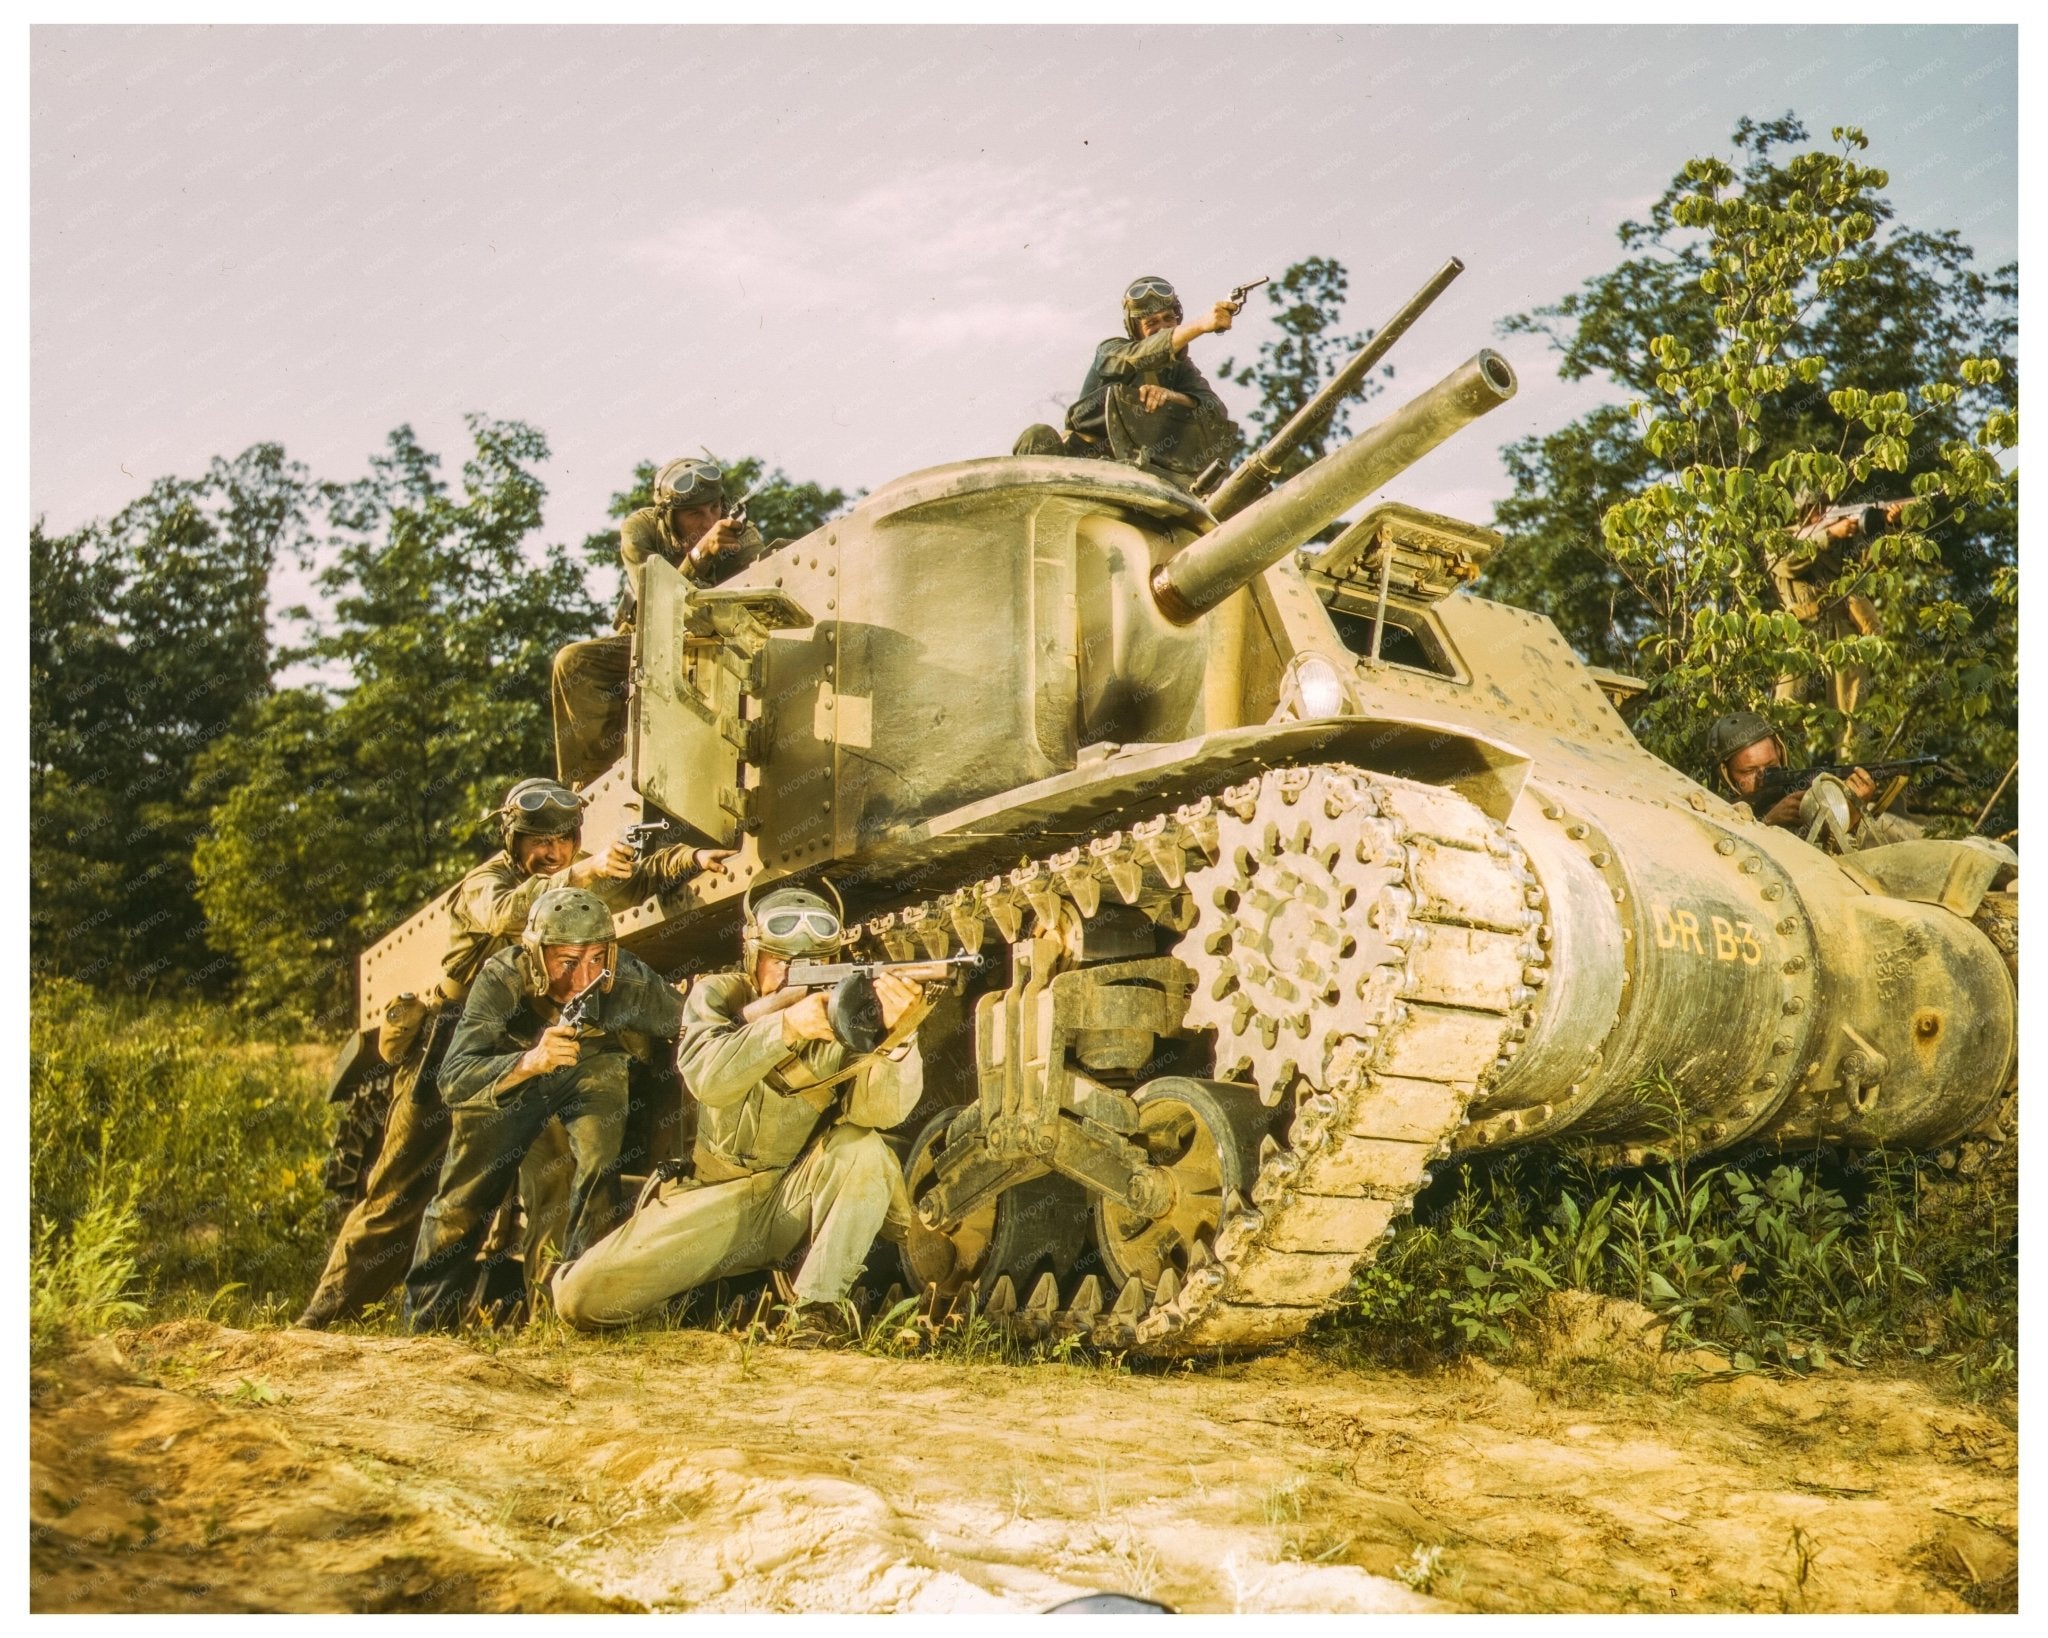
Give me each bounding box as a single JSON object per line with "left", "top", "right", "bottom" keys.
{"left": 620, "top": 162, "right": 1117, "bottom": 355}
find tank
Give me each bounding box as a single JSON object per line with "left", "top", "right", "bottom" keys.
{"left": 352, "top": 340, "right": 2018, "bottom": 1357}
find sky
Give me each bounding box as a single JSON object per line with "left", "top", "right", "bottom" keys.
{"left": 31, "top": 24, "right": 2018, "bottom": 585}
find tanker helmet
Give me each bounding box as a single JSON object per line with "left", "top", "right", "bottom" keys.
{"left": 1707, "top": 711, "right": 1782, "bottom": 782}
{"left": 1122, "top": 275, "right": 1182, "bottom": 339}
{"left": 653, "top": 457, "right": 724, "bottom": 510}
{"left": 496, "top": 777, "right": 585, "bottom": 851}
{"left": 516, "top": 887, "right": 618, "bottom": 996}
{"left": 742, "top": 881, "right": 848, "bottom": 967}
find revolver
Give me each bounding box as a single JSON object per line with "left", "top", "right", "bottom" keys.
{"left": 1225, "top": 275, "right": 1270, "bottom": 314}
{"left": 623, "top": 819, "right": 671, "bottom": 860}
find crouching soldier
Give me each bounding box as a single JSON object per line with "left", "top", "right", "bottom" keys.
{"left": 296, "top": 778, "right": 727, "bottom": 1330}
{"left": 403, "top": 888, "right": 688, "bottom": 1332}
{"left": 551, "top": 886, "right": 942, "bottom": 1336}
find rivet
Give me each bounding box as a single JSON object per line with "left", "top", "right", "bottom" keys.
{"left": 1783, "top": 956, "right": 1806, "bottom": 973}
{"left": 1739, "top": 857, "right": 1761, "bottom": 875}
{"left": 1772, "top": 1037, "right": 1794, "bottom": 1055}
{"left": 1714, "top": 838, "right": 1737, "bottom": 856}
{"left": 1761, "top": 883, "right": 1783, "bottom": 901}
{"left": 1566, "top": 823, "right": 1588, "bottom": 840}
{"left": 1782, "top": 998, "right": 1805, "bottom": 1015}
{"left": 1589, "top": 851, "right": 1611, "bottom": 868}
{"left": 1777, "top": 918, "right": 1798, "bottom": 935}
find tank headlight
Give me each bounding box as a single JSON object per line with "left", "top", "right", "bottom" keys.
{"left": 1294, "top": 655, "right": 1352, "bottom": 719}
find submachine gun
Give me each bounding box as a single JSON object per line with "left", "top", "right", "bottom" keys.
{"left": 1743, "top": 755, "right": 1950, "bottom": 818}
{"left": 749, "top": 953, "right": 983, "bottom": 1054}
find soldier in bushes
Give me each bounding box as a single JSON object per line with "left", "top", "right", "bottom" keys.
{"left": 295, "top": 778, "right": 728, "bottom": 1330}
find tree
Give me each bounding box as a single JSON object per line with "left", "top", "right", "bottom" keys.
{"left": 1486, "top": 115, "right": 2017, "bottom": 818}
{"left": 30, "top": 445, "right": 316, "bottom": 991}
{"left": 195, "top": 417, "right": 601, "bottom": 1024}
{"left": 1217, "top": 256, "right": 1388, "bottom": 482}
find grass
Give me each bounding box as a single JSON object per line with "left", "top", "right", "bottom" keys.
{"left": 30, "top": 976, "right": 334, "bottom": 1336}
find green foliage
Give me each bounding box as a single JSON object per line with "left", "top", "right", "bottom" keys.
{"left": 29, "top": 976, "right": 333, "bottom": 1315}
{"left": 194, "top": 417, "right": 602, "bottom": 1026}
{"left": 1322, "top": 1137, "right": 2015, "bottom": 1397}
{"left": 1217, "top": 255, "right": 1386, "bottom": 480}
{"left": 1488, "top": 115, "right": 2017, "bottom": 810}
{"left": 30, "top": 446, "right": 317, "bottom": 993}
{"left": 30, "top": 1179, "right": 147, "bottom": 1360}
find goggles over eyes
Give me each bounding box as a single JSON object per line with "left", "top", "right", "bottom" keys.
{"left": 760, "top": 907, "right": 841, "bottom": 942}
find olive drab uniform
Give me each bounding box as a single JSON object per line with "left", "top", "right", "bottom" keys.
{"left": 405, "top": 946, "right": 687, "bottom": 1331}
{"left": 1013, "top": 329, "right": 1239, "bottom": 483}
{"left": 551, "top": 970, "right": 923, "bottom": 1329}
{"left": 1767, "top": 500, "right": 1903, "bottom": 754}
{"left": 551, "top": 506, "right": 768, "bottom": 790}
{"left": 1073, "top": 327, "right": 1238, "bottom": 485}
{"left": 297, "top": 844, "right": 707, "bottom": 1328}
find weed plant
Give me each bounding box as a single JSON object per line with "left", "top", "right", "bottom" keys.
{"left": 1319, "top": 1120, "right": 2016, "bottom": 1398}
{"left": 30, "top": 976, "right": 333, "bottom": 1336}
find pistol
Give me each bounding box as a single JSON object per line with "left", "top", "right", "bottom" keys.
{"left": 1225, "top": 275, "right": 1270, "bottom": 313}
{"left": 559, "top": 970, "right": 611, "bottom": 1034}
{"left": 624, "top": 820, "right": 671, "bottom": 860}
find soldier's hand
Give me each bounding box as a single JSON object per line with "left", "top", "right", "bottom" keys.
{"left": 1845, "top": 768, "right": 1878, "bottom": 802}
{"left": 779, "top": 991, "right": 838, "bottom": 1045}
{"left": 689, "top": 517, "right": 743, "bottom": 564}
{"left": 1763, "top": 791, "right": 1806, "bottom": 827}
{"left": 692, "top": 848, "right": 737, "bottom": 879}
{"left": 1137, "top": 384, "right": 1194, "bottom": 412}
{"left": 519, "top": 1024, "right": 582, "bottom": 1078}
{"left": 873, "top": 970, "right": 926, "bottom": 1031}
{"left": 568, "top": 844, "right": 635, "bottom": 886}
{"left": 1206, "top": 300, "right": 1236, "bottom": 334}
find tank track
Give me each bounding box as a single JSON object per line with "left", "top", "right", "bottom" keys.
{"left": 854, "top": 764, "right": 1546, "bottom": 1357}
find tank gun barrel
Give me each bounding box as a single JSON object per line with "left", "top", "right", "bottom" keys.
{"left": 1204, "top": 256, "right": 1466, "bottom": 521}
{"left": 1152, "top": 348, "right": 1517, "bottom": 623}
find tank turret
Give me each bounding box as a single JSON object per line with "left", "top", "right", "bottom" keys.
{"left": 351, "top": 283, "right": 2016, "bottom": 1358}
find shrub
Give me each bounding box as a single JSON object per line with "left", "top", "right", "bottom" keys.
{"left": 30, "top": 1179, "right": 146, "bottom": 1359}
{"left": 1320, "top": 1135, "right": 2016, "bottom": 1397}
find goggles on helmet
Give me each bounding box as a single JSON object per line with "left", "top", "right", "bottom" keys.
{"left": 1125, "top": 277, "right": 1177, "bottom": 308}
{"left": 655, "top": 457, "right": 724, "bottom": 508}
{"left": 505, "top": 783, "right": 582, "bottom": 816}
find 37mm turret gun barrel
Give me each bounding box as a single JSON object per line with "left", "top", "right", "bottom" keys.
{"left": 1203, "top": 257, "right": 1466, "bottom": 521}
{"left": 1151, "top": 347, "right": 1517, "bottom": 623}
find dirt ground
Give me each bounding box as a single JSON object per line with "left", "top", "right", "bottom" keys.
{"left": 29, "top": 1302, "right": 2016, "bottom": 1614}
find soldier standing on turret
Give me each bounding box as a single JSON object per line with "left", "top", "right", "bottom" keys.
{"left": 1768, "top": 490, "right": 1908, "bottom": 754}
{"left": 1014, "top": 277, "right": 1242, "bottom": 490}
{"left": 551, "top": 457, "right": 768, "bottom": 790}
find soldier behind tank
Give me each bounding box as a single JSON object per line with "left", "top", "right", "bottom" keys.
{"left": 1767, "top": 488, "right": 1908, "bottom": 752}
{"left": 551, "top": 457, "right": 769, "bottom": 791}
{"left": 296, "top": 778, "right": 730, "bottom": 1330}
{"left": 405, "top": 888, "right": 691, "bottom": 1331}
{"left": 1013, "top": 276, "right": 1241, "bottom": 488}
{"left": 550, "top": 885, "right": 947, "bottom": 1337}
{"left": 1706, "top": 710, "right": 1924, "bottom": 849}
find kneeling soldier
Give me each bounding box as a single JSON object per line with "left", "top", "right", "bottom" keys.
{"left": 404, "top": 888, "right": 687, "bottom": 1332}
{"left": 552, "top": 886, "right": 939, "bottom": 1333}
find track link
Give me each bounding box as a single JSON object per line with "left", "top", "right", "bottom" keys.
{"left": 856, "top": 764, "right": 1546, "bottom": 1357}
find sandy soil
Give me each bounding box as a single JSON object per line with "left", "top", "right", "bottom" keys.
{"left": 29, "top": 1303, "right": 2016, "bottom": 1614}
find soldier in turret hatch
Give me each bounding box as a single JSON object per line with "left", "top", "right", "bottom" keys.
{"left": 1013, "top": 277, "right": 1242, "bottom": 489}
{"left": 551, "top": 457, "right": 767, "bottom": 790}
